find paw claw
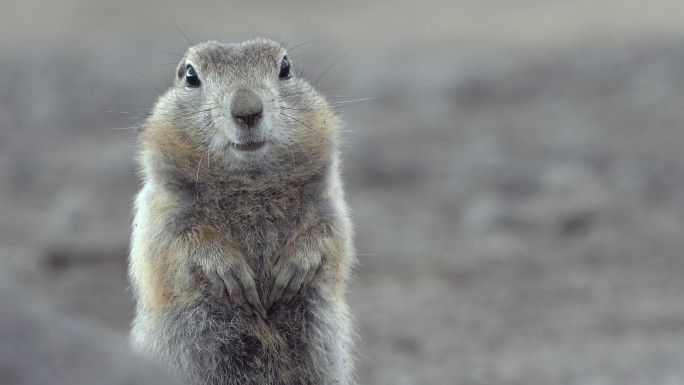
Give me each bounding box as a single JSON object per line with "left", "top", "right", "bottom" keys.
{"left": 268, "top": 259, "right": 318, "bottom": 309}
{"left": 203, "top": 261, "right": 266, "bottom": 318}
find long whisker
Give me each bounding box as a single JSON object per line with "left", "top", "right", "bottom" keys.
{"left": 107, "top": 102, "right": 219, "bottom": 118}
{"left": 287, "top": 39, "right": 319, "bottom": 53}
{"left": 319, "top": 78, "right": 352, "bottom": 92}
{"left": 280, "top": 112, "right": 376, "bottom": 177}
{"left": 270, "top": 78, "right": 352, "bottom": 103}
{"left": 159, "top": 51, "right": 184, "bottom": 58}
{"left": 314, "top": 49, "right": 351, "bottom": 86}
{"left": 279, "top": 112, "right": 340, "bottom": 152}
{"left": 333, "top": 96, "right": 381, "bottom": 105}
{"left": 152, "top": 62, "right": 180, "bottom": 71}
{"left": 279, "top": 103, "right": 373, "bottom": 112}
{"left": 125, "top": 58, "right": 161, "bottom": 94}
{"left": 282, "top": 121, "right": 316, "bottom": 177}
{"left": 195, "top": 151, "right": 204, "bottom": 200}
{"left": 113, "top": 104, "right": 157, "bottom": 109}
{"left": 169, "top": 17, "right": 194, "bottom": 46}
{"left": 290, "top": 53, "right": 322, "bottom": 59}
{"left": 280, "top": 127, "right": 298, "bottom": 174}
{"left": 105, "top": 110, "right": 147, "bottom": 115}
{"left": 197, "top": 116, "right": 215, "bottom": 133}
{"left": 277, "top": 96, "right": 379, "bottom": 112}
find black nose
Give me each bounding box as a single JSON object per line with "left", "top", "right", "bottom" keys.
{"left": 233, "top": 111, "right": 262, "bottom": 129}
{"left": 231, "top": 88, "right": 263, "bottom": 129}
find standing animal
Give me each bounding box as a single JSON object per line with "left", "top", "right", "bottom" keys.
{"left": 128, "top": 38, "right": 355, "bottom": 385}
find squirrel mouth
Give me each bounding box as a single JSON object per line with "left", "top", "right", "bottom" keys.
{"left": 232, "top": 141, "right": 266, "bottom": 152}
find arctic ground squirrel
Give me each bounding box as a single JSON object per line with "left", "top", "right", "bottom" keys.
{"left": 128, "top": 38, "right": 355, "bottom": 385}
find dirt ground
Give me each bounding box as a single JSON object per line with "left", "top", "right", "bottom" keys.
{"left": 2, "top": 1, "right": 684, "bottom": 384}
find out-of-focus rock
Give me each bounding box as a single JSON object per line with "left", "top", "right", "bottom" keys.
{"left": 0, "top": 273, "right": 182, "bottom": 385}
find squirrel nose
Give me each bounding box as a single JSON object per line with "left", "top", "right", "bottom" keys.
{"left": 231, "top": 88, "right": 263, "bottom": 129}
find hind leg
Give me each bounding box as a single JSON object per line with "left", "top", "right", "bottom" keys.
{"left": 268, "top": 290, "right": 355, "bottom": 385}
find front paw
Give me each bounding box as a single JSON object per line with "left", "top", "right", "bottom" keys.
{"left": 203, "top": 260, "right": 267, "bottom": 319}
{"left": 267, "top": 255, "right": 320, "bottom": 310}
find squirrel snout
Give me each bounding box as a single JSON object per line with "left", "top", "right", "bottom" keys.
{"left": 231, "top": 88, "right": 264, "bottom": 129}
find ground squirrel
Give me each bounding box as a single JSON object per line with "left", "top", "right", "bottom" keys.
{"left": 128, "top": 38, "right": 355, "bottom": 385}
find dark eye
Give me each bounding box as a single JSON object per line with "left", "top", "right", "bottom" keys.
{"left": 186, "top": 64, "right": 200, "bottom": 87}
{"left": 279, "top": 56, "right": 291, "bottom": 79}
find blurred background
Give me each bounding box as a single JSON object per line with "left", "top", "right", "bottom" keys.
{"left": 2, "top": 1, "right": 684, "bottom": 384}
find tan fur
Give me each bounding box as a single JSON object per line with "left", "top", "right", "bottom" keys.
{"left": 129, "top": 38, "right": 355, "bottom": 385}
